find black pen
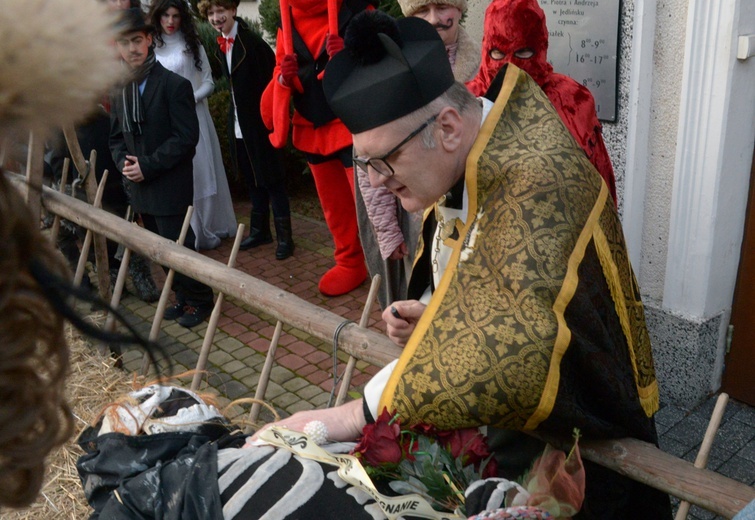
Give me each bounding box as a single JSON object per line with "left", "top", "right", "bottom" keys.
{"left": 390, "top": 306, "right": 403, "bottom": 320}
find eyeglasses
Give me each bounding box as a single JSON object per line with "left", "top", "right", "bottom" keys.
{"left": 352, "top": 114, "right": 438, "bottom": 178}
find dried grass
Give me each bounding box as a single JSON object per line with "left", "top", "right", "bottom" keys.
{"left": 2, "top": 324, "right": 141, "bottom": 519}
{"left": 2, "top": 318, "right": 278, "bottom": 518}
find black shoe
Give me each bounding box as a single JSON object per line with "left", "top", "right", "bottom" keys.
{"left": 164, "top": 301, "right": 186, "bottom": 320}
{"left": 239, "top": 232, "right": 273, "bottom": 250}
{"left": 177, "top": 304, "right": 212, "bottom": 328}
{"left": 239, "top": 211, "right": 273, "bottom": 250}
{"left": 274, "top": 217, "right": 294, "bottom": 260}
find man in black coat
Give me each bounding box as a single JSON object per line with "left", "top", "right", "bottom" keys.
{"left": 110, "top": 8, "right": 214, "bottom": 328}
{"left": 49, "top": 109, "right": 162, "bottom": 304}
{"left": 199, "top": 0, "right": 294, "bottom": 260}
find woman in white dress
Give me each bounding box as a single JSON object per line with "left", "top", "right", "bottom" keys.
{"left": 149, "top": 0, "right": 238, "bottom": 250}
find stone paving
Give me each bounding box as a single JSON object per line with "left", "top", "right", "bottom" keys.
{"left": 118, "top": 199, "right": 384, "bottom": 423}
{"left": 113, "top": 199, "right": 753, "bottom": 520}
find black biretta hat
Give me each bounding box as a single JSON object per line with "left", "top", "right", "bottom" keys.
{"left": 115, "top": 8, "right": 154, "bottom": 36}
{"left": 323, "top": 11, "right": 455, "bottom": 134}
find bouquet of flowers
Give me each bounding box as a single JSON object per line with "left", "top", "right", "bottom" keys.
{"left": 351, "top": 409, "right": 498, "bottom": 515}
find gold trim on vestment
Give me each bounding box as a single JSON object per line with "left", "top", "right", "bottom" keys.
{"left": 524, "top": 184, "right": 609, "bottom": 430}
{"left": 379, "top": 65, "right": 522, "bottom": 416}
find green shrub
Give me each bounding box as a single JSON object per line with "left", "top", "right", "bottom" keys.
{"left": 206, "top": 88, "right": 237, "bottom": 187}
{"left": 197, "top": 20, "right": 224, "bottom": 80}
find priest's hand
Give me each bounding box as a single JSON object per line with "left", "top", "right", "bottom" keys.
{"left": 246, "top": 398, "right": 366, "bottom": 447}
{"left": 383, "top": 299, "right": 425, "bottom": 346}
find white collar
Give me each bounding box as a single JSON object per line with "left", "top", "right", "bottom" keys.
{"left": 223, "top": 20, "right": 239, "bottom": 42}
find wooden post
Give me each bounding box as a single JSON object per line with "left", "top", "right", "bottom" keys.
{"left": 63, "top": 126, "right": 110, "bottom": 301}
{"left": 248, "top": 320, "right": 284, "bottom": 429}
{"left": 62, "top": 125, "right": 88, "bottom": 176}
{"left": 674, "top": 393, "right": 730, "bottom": 520}
{"left": 25, "top": 131, "right": 44, "bottom": 224}
{"left": 85, "top": 155, "right": 112, "bottom": 302}
{"left": 101, "top": 207, "right": 134, "bottom": 358}
{"left": 191, "top": 223, "right": 245, "bottom": 391}
{"left": 334, "top": 274, "right": 381, "bottom": 406}
{"left": 73, "top": 170, "right": 109, "bottom": 287}
{"left": 50, "top": 158, "right": 70, "bottom": 244}
{"left": 140, "top": 206, "right": 194, "bottom": 376}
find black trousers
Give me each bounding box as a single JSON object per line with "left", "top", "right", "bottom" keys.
{"left": 140, "top": 213, "right": 214, "bottom": 307}
{"left": 235, "top": 139, "right": 290, "bottom": 218}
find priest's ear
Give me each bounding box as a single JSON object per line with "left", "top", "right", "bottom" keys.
{"left": 436, "top": 107, "right": 464, "bottom": 153}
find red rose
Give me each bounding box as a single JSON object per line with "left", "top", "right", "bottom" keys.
{"left": 441, "top": 428, "right": 492, "bottom": 467}
{"left": 482, "top": 455, "right": 498, "bottom": 478}
{"left": 412, "top": 422, "right": 438, "bottom": 437}
{"left": 352, "top": 409, "right": 404, "bottom": 466}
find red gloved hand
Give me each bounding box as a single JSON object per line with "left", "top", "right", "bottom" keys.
{"left": 280, "top": 54, "right": 302, "bottom": 92}
{"left": 326, "top": 34, "right": 344, "bottom": 58}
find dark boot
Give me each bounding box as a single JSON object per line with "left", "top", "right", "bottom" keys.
{"left": 129, "top": 254, "right": 160, "bottom": 303}
{"left": 274, "top": 217, "right": 294, "bottom": 260}
{"left": 240, "top": 211, "right": 273, "bottom": 250}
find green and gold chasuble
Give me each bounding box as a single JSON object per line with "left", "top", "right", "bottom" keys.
{"left": 379, "top": 65, "right": 659, "bottom": 437}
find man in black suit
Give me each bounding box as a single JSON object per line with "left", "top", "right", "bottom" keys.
{"left": 110, "top": 8, "right": 214, "bottom": 328}
{"left": 199, "top": 0, "right": 294, "bottom": 261}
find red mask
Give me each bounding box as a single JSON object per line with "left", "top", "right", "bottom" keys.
{"left": 289, "top": 0, "right": 329, "bottom": 16}
{"left": 476, "top": 0, "right": 553, "bottom": 89}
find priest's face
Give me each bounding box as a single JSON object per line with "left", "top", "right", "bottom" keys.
{"left": 116, "top": 30, "right": 153, "bottom": 69}
{"left": 207, "top": 5, "right": 236, "bottom": 35}
{"left": 411, "top": 4, "right": 462, "bottom": 47}
{"left": 353, "top": 114, "right": 457, "bottom": 214}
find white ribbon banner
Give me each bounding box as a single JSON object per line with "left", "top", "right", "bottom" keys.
{"left": 258, "top": 426, "right": 466, "bottom": 520}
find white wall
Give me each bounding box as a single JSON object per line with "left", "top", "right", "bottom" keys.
{"left": 638, "top": 0, "right": 688, "bottom": 303}
{"left": 237, "top": 0, "right": 261, "bottom": 22}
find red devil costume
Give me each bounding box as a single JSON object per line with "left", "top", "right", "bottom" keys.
{"left": 261, "top": 0, "right": 374, "bottom": 296}
{"left": 467, "top": 0, "right": 617, "bottom": 205}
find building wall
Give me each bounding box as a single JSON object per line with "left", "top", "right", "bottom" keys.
{"left": 237, "top": 0, "right": 261, "bottom": 22}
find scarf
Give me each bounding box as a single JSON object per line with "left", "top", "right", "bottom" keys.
{"left": 121, "top": 49, "right": 156, "bottom": 135}
{"left": 446, "top": 42, "right": 458, "bottom": 68}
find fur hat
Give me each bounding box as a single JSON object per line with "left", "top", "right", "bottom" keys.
{"left": 323, "top": 11, "right": 455, "bottom": 134}
{"left": 397, "top": 0, "right": 467, "bottom": 17}
{"left": 0, "top": 0, "right": 121, "bottom": 141}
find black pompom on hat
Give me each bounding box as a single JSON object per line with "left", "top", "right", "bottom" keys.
{"left": 323, "top": 11, "right": 455, "bottom": 134}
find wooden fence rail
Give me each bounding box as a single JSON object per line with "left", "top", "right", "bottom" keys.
{"left": 8, "top": 172, "right": 754, "bottom": 518}
{"left": 9, "top": 172, "right": 401, "bottom": 368}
